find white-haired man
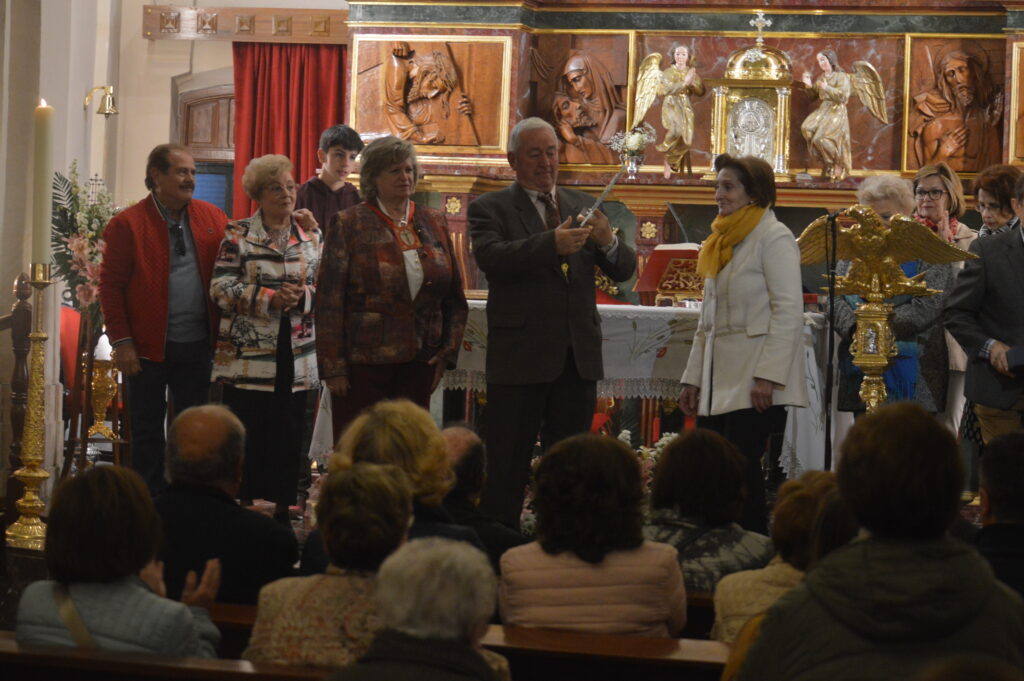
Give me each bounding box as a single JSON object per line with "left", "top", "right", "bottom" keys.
{"left": 468, "top": 117, "right": 635, "bottom": 528}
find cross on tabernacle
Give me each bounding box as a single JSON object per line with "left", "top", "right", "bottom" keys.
{"left": 750, "top": 10, "right": 772, "bottom": 46}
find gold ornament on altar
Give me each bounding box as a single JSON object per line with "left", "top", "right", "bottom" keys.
{"left": 86, "top": 359, "right": 119, "bottom": 440}
{"left": 7, "top": 263, "right": 52, "bottom": 550}
{"left": 703, "top": 11, "right": 794, "bottom": 177}
{"left": 797, "top": 205, "right": 975, "bottom": 412}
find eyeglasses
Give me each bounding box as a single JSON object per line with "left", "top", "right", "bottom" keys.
{"left": 169, "top": 223, "right": 186, "bottom": 257}
{"left": 265, "top": 183, "right": 297, "bottom": 197}
{"left": 914, "top": 188, "right": 947, "bottom": 200}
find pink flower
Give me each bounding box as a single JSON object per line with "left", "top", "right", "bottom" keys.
{"left": 66, "top": 234, "right": 91, "bottom": 259}
{"left": 75, "top": 283, "right": 97, "bottom": 306}
{"left": 84, "top": 261, "right": 102, "bottom": 283}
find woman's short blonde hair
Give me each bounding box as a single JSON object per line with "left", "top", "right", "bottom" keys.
{"left": 359, "top": 136, "right": 419, "bottom": 205}
{"left": 329, "top": 399, "right": 453, "bottom": 506}
{"left": 856, "top": 175, "right": 915, "bottom": 215}
{"left": 242, "top": 154, "right": 293, "bottom": 201}
{"left": 914, "top": 162, "right": 966, "bottom": 218}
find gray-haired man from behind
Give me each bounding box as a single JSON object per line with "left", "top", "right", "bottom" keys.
{"left": 154, "top": 404, "right": 298, "bottom": 605}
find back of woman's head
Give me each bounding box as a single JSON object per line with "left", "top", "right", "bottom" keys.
{"left": 808, "top": 488, "right": 859, "bottom": 569}
{"left": 317, "top": 462, "right": 413, "bottom": 571}
{"left": 839, "top": 402, "right": 963, "bottom": 540}
{"left": 650, "top": 428, "right": 746, "bottom": 526}
{"left": 330, "top": 399, "right": 453, "bottom": 506}
{"left": 45, "top": 466, "right": 160, "bottom": 584}
{"left": 771, "top": 471, "right": 837, "bottom": 571}
{"left": 534, "top": 433, "right": 644, "bottom": 564}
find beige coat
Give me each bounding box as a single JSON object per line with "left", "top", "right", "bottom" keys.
{"left": 946, "top": 223, "right": 977, "bottom": 372}
{"left": 499, "top": 540, "right": 687, "bottom": 637}
{"left": 682, "top": 210, "right": 808, "bottom": 415}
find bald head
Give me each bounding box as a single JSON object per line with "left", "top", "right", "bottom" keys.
{"left": 165, "top": 405, "right": 245, "bottom": 488}
{"left": 442, "top": 426, "right": 486, "bottom": 501}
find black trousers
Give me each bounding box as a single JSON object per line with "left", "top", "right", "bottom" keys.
{"left": 699, "top": 406, "right": 787, "bottom": 535}
{"left": 126, "top": 339, "right": 211, "bottom": 495}
{"left": 479, "top": 349, "right": 597, "bottom": 529}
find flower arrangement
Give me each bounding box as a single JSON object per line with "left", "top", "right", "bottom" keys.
{"left": 50, "top": 162, "right": 118, "bottom": 327}
{"left": 517, "top": 430, "right": 680, "bottom": 535}
{"left": 609, "top": 123, "right": 657, "bottom": 179}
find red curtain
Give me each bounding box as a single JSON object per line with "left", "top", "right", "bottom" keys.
{"left": 232, "top": 42, "right": 347, "bottom": 220}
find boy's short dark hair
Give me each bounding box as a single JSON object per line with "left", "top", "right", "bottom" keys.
{"left": 320, "top": 125, "right": 364, "bottom": 153}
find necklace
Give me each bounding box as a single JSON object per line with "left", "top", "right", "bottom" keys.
{"left": 371, "top": 200, "right": 420, "bottom": 250}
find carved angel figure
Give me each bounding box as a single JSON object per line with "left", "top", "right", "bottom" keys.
{"left": 634, "top": 46, "right": 706, "bottom": 178}
{"left": 800, "top": 51, "right": 887, "bottom": 182}
{"left": 798, "top": 204, "right": 972, "bottom": 300}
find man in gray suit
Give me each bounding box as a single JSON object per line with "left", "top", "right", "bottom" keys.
{"left": 468, "top": 117, "right": 636, "bottom": 528}
{"left": 945, "top": 175, "right": 1024, "bottom": 443}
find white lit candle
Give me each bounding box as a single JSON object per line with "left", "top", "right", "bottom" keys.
{"left": 32, "top": 98, "right": 53, "bottom": 265}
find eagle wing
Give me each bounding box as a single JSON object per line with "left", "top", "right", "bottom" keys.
{"left": 887, "top": 215, "right": 978, "bottom": 264}
{"left": 797, "top": 214, "right": 855, "bottom": 265}
{"left": 850, "top": 61, "right": 888, "bottom": 125}
{"left": 630, "top": 53, "right": 663, "bottom": 130}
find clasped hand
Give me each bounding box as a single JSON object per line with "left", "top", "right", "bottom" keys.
{"left": 270, "top": 281, "right": 304, "bottom": 312}
{"left": 554, "top": 209, "right": 613, "bottom": 255}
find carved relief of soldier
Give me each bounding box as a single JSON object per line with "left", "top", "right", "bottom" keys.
{"left": 911, "top": 47, "right": 1002, "bottom": 172}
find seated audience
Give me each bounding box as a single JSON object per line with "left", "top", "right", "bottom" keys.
{"left": 17, "top": 466, "right": 220, "bottom": 656}
{"left": 976, "top": 431, "right": 1024, "bottom": 596}
{"left": 441, "top": 425, "right": 530, "bottom": 573}
{"left": 328, "top": 537, "right": 508, "bottom": 681}
{"left": 301, "top": 400, "right": 483, "bottom": 574}
{"left": 736, "top": 404, "right": 1024, "bottom": 681}
{"left": 155, "top": 405, "right": 297, "bottom": 604}
{"left": 244, "top": 463, "right": 412, "bottom": 667}
{"left": 643, "top": 428, "right": 774, "bottom": 592}
{"left": 713, "top": 471, "right": 836, "bottom": 644}
{"left": 500, "top": 433, "right": 686, "bottom": 636}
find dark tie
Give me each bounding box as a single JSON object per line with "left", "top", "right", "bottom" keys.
{"left": 539, "top": 193, "right": 569, "bottom": 278}
{"left": 539, "top": 193, "right": 560, "bottom": 230}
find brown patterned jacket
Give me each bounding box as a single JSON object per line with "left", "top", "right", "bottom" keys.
{"left": 315, "top": 201, "right": 467, "bottom": 378}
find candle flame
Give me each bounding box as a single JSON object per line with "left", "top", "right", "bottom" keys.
{"left": 40, "top": 98, "right": 47, "bottom": 107}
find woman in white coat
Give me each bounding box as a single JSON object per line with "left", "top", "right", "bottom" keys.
{"left": 680, "top": 154, "right": 807, "bottom": 533}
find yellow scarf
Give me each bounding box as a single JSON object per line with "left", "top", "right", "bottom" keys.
{"left": 696, "top": 204, "right": 767, "bottom": 278}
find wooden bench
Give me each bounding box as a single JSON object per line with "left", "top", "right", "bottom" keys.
{"left": 0, "top": 630, "right": 326, "bottom": 681}
{"left": 683, "top": 590, "right": 716, "bottom": 639}
{"left": 481, "top": 625, "right": 728, "bottom": 681}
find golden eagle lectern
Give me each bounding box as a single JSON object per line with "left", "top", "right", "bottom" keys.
{"left": 798, "top": 205, "right": 975, "bottom": 412}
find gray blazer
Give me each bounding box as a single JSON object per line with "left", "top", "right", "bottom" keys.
{"left": 945, "top": 226, "right": 1024, "bottom": 409}
{"left": 16, "top": 578, "right": 220, "bottom": 657}
{"left": 468, "top": 183, "right": 635, "bottom": 385}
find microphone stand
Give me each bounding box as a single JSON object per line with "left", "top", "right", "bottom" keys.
{"left": 823, "top": 210, "right": 840, "bottom": 471}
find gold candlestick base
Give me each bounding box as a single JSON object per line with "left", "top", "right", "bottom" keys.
{"left": 7, "top": 262, "right": 52, "bottom": 550}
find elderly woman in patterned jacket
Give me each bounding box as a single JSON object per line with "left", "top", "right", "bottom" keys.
{"left": 315, "top": 135, "right": 468, "bottom": 438}
{"left": 210, "top": 154, "right": 321, "bottom": 523}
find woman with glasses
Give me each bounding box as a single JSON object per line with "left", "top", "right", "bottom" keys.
{"left": 210, "top": 154, "right": 322, "bottom": 522}
{"left": 834, "top": 172, "right": 955, "bottom": 418}
{"left": 315, "top": 136, "right": 467, "bottom": 437}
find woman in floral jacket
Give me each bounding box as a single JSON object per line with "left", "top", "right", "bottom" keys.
{"left": 210, "top": 154, "right": 321, "bottom": 522}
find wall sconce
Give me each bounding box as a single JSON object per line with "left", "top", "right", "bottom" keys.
{"left": 84, "top": 85, "right": 118, "bottom": 118}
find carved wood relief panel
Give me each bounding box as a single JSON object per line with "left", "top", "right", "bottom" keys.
{"left": 350, "top": 34, "right": 512, "bottom": 154}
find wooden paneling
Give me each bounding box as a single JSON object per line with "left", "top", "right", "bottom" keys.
{"left": 142, "top": 5, "right": 347, "bottom": 45}
{"left": 179, "top": 85, "right": 234, "bottom": 163}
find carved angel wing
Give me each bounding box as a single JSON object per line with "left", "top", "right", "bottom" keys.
{"left": 630, "top": 53, "right": 663, "bottom": 130}
{"left": 797, "top": 214, "right": 854, "bottom": 265}
{"left": 850, "top": 61, "right": 888, "bottom": 124}
{"left": 887, "top": 215, "right": 977, "bottom": 265}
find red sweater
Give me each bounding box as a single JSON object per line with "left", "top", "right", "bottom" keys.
{"left": 98, "top": 195, "right": 227, "bottom": 362}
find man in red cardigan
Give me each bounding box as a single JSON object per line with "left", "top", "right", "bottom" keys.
{"left": 99, "top": 144, "right": 227, "bottom": 493}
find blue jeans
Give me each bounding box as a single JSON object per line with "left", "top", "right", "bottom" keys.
{"left": 126, "top": 340, "right": 212, "bottom": 494}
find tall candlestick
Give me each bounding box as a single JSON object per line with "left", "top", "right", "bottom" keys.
{"left": 32, "top": 99, "right": 53, "bottom": 265}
